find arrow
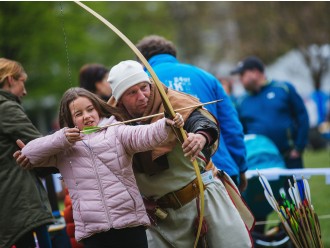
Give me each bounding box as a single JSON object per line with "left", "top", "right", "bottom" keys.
{"left": 81, "top": 99, "right": 222, "bottom": 134}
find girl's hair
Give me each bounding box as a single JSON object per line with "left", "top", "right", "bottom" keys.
{"left": 0, "top": 58, "right": 26, "bottom": 87}
{"left": 79, "top": 64, "right": 108, "bottom": 94}
{"left": 59, "top": 87, "right": 122, "bottom": 128}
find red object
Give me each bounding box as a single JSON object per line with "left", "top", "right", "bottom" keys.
{"left": 63, "top": 188, "right": 84, "bottom": 248}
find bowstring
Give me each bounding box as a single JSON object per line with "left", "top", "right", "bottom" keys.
{"left": 59, "top": 2, "right": 72, "bottom": 87}
{"left": 59, "top": 2, "right": 97, "bottom": 191}
{"left": 59, "top": 3, "right": 102, "bottom": 176}
{"left": 59, "top": 2, "right": 77, "bottom": 128}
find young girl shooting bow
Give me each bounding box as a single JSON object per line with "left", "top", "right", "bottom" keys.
{"left": 18, "top": 87, "right": 183, "bottom": 248}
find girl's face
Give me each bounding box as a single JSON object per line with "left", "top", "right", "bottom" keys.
{"left": 69, "top": 96, "right": 100, "bottom": 130}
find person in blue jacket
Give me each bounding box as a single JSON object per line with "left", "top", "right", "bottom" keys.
{"left": 136, "top": 35, "right": 248, "bottom": 191}
{"left": 231, "top": 56, "right": 309, "bottom": 169}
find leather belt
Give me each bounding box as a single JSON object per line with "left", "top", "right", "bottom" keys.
{"left": 156, "top": 178, "right": 206, "bottom": 210}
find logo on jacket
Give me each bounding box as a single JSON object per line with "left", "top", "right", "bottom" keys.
{"left": 167, "top": 77, "right": 192, "bottom": 94}
{"left": 267, "top": 92, "right": 275, "bottom": 99}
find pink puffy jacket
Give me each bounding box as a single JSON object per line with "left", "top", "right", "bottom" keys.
{"left": 22, "top": 116, "right": 169, "bottom": 241}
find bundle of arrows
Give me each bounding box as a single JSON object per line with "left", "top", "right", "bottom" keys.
{"left": 257, "top": 171, "right": 323, "bottom": 248}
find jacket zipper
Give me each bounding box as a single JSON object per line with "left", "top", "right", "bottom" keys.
{"left": 83, "top": 139, "right": 112, "bottom": 225}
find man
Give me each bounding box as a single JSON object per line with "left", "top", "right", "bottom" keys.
{"left": 107, "top": 60, "right": 253, "bottom": 248}
{"left": 231, "top": 56, "right": 309, "bottom": 169}
{"left": 135, "top": 35, "right": 248, "bottom": 192}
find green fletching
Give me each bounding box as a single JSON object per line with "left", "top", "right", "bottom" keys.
{"left": 306, "top": 207, "right": 315, "bottom": 231}
{"left": 82, "top": 126, "right": 100, "bottom": 134}
{"left": 290, "top": 217, "right": 298, "bottom": 235}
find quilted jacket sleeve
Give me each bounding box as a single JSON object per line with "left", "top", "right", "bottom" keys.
{"left": 21, "top": 128, "right": 72, "bottom": 167}
{"left": 116, "top": 118, "right": 170, "bottom": 155}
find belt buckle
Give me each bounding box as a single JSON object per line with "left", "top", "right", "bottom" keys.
{"left": 154, "top": 207, "right": 168, "bottom": 219}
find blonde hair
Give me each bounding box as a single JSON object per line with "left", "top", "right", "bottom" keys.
{"left": 0, "top": 58, "right": 26, "bottom": 87}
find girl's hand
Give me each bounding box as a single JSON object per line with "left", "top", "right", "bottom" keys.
{"left": 165, "top": 113, "right": 184, "bottom": 128}
{"left": 65, "top": 127, "right": 82, "bottom": 144}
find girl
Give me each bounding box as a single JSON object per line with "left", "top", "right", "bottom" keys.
{"left": 20, "top": 87, "right": 184, "bottom": 248}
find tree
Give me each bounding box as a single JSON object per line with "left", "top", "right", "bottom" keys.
{"left": 231, "top": 2, "right": 330, "bottom": 90}
{"left": 0, "top": 1, "right": 175, "bottom": 133}
{"left": 0, "top": 1, "right": 175, "bottom": 98}
{"left": 167, "top": 2, "right": 235, "bottom": 67}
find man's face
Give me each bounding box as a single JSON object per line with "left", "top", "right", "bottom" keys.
{"left": 119, "top": 82, "right": 151, "bottom": 118}
{"left": 239, "top": 69, "right": 260, "bottom": 92}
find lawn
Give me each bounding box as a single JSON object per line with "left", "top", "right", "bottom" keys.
{"left": 264, "top": 148, "right": 330, "bottom": 246}
{"left": 303, "top": 148, "right": 330, "bottom": 246}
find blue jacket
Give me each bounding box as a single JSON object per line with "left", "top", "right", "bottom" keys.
{"left": 311, "top": 90, "right": 329, "bottom": 125}
{"left": 147, "top": 54, "right": 247, "bottom": 176}
{"left": 236, "top": 80, "right": 309, "bottom": 154}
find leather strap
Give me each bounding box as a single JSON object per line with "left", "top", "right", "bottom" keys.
{"left": 157, "top": 178, "right": 206, "bottom": 210}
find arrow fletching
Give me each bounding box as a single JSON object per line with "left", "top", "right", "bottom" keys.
{"left": 81, "top": 126, "right": 101, "bottom": 134}
{"left": 303, "top": 177, "right": 311, "bottom": 203}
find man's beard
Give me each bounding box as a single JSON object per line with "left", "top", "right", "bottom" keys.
{"left": 244, "top": 79, "right": 259, "bottom": 92}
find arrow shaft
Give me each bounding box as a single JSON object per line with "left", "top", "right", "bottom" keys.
{"left": 82, "top": 99, "right": 221, "bottom": 133}
{"left": 123, "top": 99, "right": 221, "bottom": 124}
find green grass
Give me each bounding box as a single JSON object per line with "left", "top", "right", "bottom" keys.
{"left": 304, "top": 148, "right": 330, "bottom": 246}
{"left": 265, "top": 148, "right": 330, "bottom": 246}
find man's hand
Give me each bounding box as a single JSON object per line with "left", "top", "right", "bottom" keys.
{"left": 13, "top": 139, "right": 33, "bottom": 169}
{"left": 238, "top": 173, "right": 248, "bottom": 193}
{"left": 182, "top": 133, "right": 207, "bottom": 162}
{"left": 289, "top": 149, "right": 301, "bottom": 159}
